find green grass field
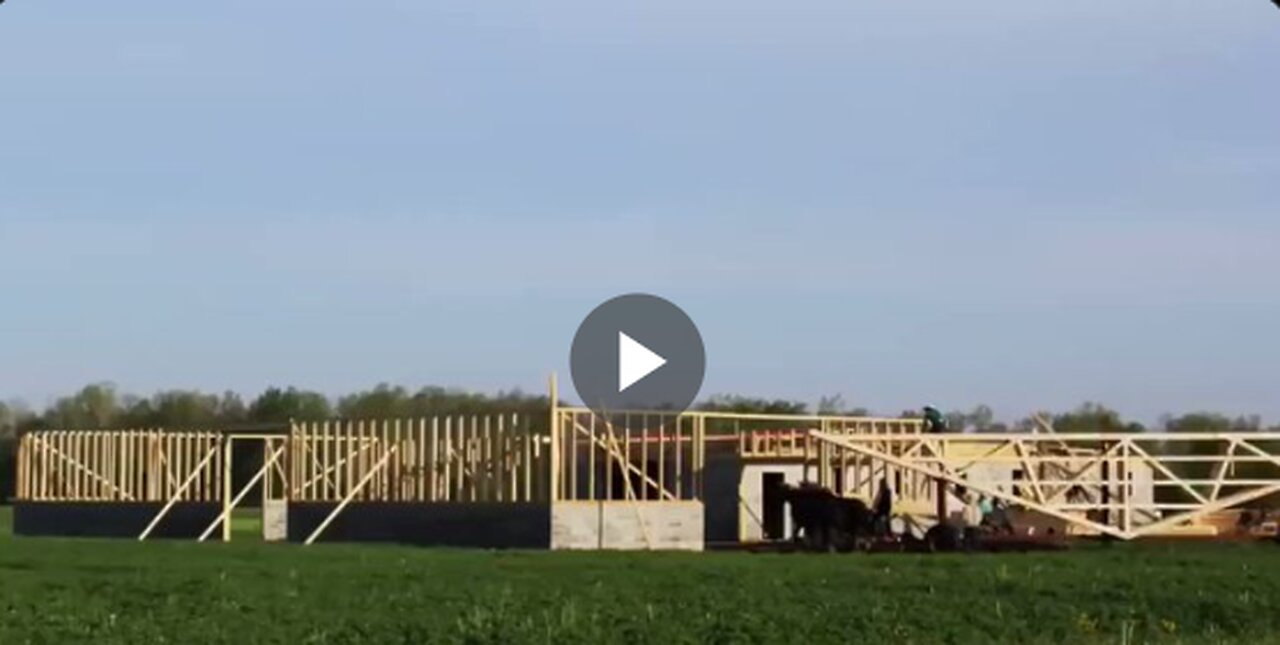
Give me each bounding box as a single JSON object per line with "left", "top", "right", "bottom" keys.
{"left": 2, "top": 506, "right": 1280, "bottom": 644}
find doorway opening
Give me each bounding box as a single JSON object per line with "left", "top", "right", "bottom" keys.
{"left": 762, "top": 472, "right": 787, "bottom": 540}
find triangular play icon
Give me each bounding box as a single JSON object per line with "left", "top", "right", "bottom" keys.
{"left": 618, "top": 331, "right": 666, "bottom": 393}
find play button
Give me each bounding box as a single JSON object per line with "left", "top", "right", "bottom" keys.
{"left": 618, "top": 332, "right": 666, "bottom": 392}
{"left": 570, "top": 293, "right": 706, "bottom": 417}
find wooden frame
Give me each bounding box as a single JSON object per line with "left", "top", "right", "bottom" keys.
{"left": 288, "top": 414, "right": 548, "bottom": 504}
{"left": 17, "top": 398, "right": 1280, "bottom": 545}
{"left": 809, "top": 431, "right": 1280, "bottom": 540}
{"left": 199, "top": 435, "right": 288, "bottom": 542}
{"left": 551, "top": 407, "right": 703, "bottom": 502}
{"left": 17, "top": 430, "right": 222, "bottom": 504}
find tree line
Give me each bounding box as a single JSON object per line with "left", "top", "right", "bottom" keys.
{"left": 2, "top": 384, "right": 1277, "bottom": 502}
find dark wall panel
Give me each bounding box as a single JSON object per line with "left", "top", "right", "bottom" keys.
{"left": 703, "top": 452, "right": 742, "bottom": 546}
{"left": 13, "top": 502, "right": 220, "bottom": 539}
{"left": 288, "top": 502, "right": 551, "bottom": 548}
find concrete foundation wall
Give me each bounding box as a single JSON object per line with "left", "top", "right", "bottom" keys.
{"left": 13, "top": 501, "right": 220, "bottom": 539}
{"left": 551, "top": 501, "right": 704, "bottom": 551}
{"left": 287, "top": 502, "right": 551, "bottom": 548}
{"left": 262, "top": 499, "right": 288, "bottom": 541}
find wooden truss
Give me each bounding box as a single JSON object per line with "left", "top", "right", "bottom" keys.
{"left": 809, "top": 431, "right": 1280, "bottom": 540}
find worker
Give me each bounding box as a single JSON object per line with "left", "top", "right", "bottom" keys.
{"left": 983, "top": 497, "right": 1015, "bottom": 534}
{"left": 978, "top": 494, "right": 994, "bottom": 520}
{"left": 962, "top": 493, "right": 983, "bottom": 549}
{"left": 872, "top": 477, "right": 893, "bottom": 536}
{"left": 963, "top": 493, "right": 983, "bottom": 528}
{"left": 923, "top": 405, "right": 947, "bottom": 433}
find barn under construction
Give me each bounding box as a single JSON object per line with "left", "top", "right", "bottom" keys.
{"left": 13, "top": 377, "right": 1280, "bottom": 549}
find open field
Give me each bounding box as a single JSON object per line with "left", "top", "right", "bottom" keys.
{"left": 2, "top": 507, "right": 1280, "bottom": 644}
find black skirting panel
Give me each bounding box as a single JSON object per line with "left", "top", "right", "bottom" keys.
{"left": 288, "top": 502, "right": 551, "bottom": 548}
{"left": 13, "top": 501, "right": 221, "bottom": 539}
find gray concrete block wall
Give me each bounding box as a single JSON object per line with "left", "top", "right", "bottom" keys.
{"left": 551, "top": 501, "right": 704, "bottom": 551}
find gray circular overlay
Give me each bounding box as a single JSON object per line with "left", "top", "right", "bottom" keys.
{"left": 569, "top": 293, "right": 706, "bottom": 417}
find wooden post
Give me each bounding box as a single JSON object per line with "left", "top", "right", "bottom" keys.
{"left": 935, "top": 438, "right": 948, "bottom": 523}
{"left": 549, "top": 373, "right": 560, "bottom": 503}
{"left": 430, "top": 416, "right": 439, "bottom": 502}
{"left": 221, "top": 435, "right": 233, "bottom": 542}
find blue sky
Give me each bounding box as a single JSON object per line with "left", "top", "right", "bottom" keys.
{"left": 1, "top": 1, "right": 1277, "bottom": 422}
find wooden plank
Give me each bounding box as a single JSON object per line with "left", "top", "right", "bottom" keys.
{"left": 588, "top": 414, "right": 597, "bottom": 501}
{"left": 674, "top": 418, "right": 683, "bottom": 499}
{"left": 1210, "top": 440, "right": 1239, "bottom": 502}
{"left": 496, "top": 414, "right": 506, "bottom": 502}
{"left": 483, "top": 415, "right": 492, "bottom": 502}
{"left": 16, "top": 435, "right": 27, "bottom": 500}
{"left": 525, "top": 415, "right": 534, "bottom": 502}
{"left": 468, "top": 415, "right": 477, "bottom": 502}
{"left": 443, "top": 416, "right": 453, "bottom": 502}
{"left": 548, "top": 376, "right": 560, "bottom": 502}
{"left": 430, "top": 416, "right": 439, "bottom": 502}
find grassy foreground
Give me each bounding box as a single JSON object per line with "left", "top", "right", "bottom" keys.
{"left": 2, "top": 507, "right": 1280, "bottom": 644}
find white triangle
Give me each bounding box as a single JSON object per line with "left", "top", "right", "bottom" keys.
{"left": 618, "top": 331, "right": 666, "bottom": 393}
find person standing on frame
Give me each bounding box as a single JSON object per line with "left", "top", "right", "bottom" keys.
{"left": 923, "top": 405, "right": 947, "bottom": 433}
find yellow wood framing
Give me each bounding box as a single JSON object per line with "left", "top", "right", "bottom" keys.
{"left": 809, "top": 431, "right": 1280, "bottom": 540}
{"left": 199, "top": 439, "right": 287, "bottom": 542}
{"left": 288, "top": 413, "right": 545, "bottom": 504}
{"left": 19, "top": 430, "right": 221, "bottom": 503}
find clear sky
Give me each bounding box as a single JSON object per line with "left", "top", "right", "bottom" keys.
{"left": 1, "top": 1, "right": 1277, "bottom": 423}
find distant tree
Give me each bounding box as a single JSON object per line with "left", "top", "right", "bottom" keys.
{"left": 0, "top": 401, "right": 32, "bottom": 501}
{"left": 217, "top": 391, "right": 248, "bottom": 424}
{"left": 338, "top": 384, "right": 414, "bottom": 418}
{"left": 43, "top": 383, "right": 121, "bottom": 429}
{"left": 248, "top": 387, "right": 333, "bottom": 422}
{"left": 1163, "top": 412, "right": 1233, "bottom": 434}
{"left": 697, "top": 394, "right": 808, "bottom": 415}
{"left": 1151, "top": 412, "right": 1241, "bottom": 504}
{"left": 1051, "top": 402, "right": 1144, "bottom": 434}
{"left": 153, "top": 390, "right": 223, "bottom": 427}
{"left": 817, "top": 394, "right": 876, "bottom": 417}
{"left": 968, "top": 404, "right": 996, "bottom": 431}
{"left": 817, "top": 394, "right": 845, "bottom": 416}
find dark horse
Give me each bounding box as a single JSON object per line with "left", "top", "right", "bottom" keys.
{"left": 778, "top": 482, "right": 875, "bottom": 552}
